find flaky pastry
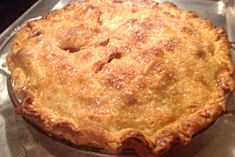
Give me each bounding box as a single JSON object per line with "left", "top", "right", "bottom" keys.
{"left": 7, "top": 0, "right": 235, "bottom": 156}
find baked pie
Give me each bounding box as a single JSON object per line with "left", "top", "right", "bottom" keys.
{"left": 7, "top": 0, "right": 235, "bottom": 156}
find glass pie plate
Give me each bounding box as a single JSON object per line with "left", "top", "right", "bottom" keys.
{"left": 0, "top": 0, "right": 235, "bottom": 157}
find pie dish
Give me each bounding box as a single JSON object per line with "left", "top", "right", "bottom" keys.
{"left": 6, "top": 0, "right": 235, "bottom": 156}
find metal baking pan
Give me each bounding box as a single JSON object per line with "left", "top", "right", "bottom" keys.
{"left": 0, "top": 0, "right": 235, "bottom": 157}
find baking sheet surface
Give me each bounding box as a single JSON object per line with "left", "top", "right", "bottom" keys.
{"left": 0, "top": 0, "right": 234, "bottom": 157}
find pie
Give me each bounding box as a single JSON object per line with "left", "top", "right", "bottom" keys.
{"left": 7, "top": 0, "right": 235, "bottom": 156}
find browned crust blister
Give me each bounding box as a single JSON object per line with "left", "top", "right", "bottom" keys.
{"left": 7, "top": 0, "right": 235, "bottom": 157}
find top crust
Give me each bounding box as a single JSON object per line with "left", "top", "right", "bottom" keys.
{"left": 7, "top": 0, "right": 234, "bottom": 156}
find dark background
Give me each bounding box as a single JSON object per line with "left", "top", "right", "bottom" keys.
{"left": 0, "top": 0, "right": 37, "bottom": 33}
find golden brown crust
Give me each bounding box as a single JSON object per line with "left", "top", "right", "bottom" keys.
{"left": 7, "top": 0, "right": 234, "bottom": 156}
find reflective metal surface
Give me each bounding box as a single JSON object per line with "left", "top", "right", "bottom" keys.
{"left": 0, "top": 0, "right": 234, "bottom": 157}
